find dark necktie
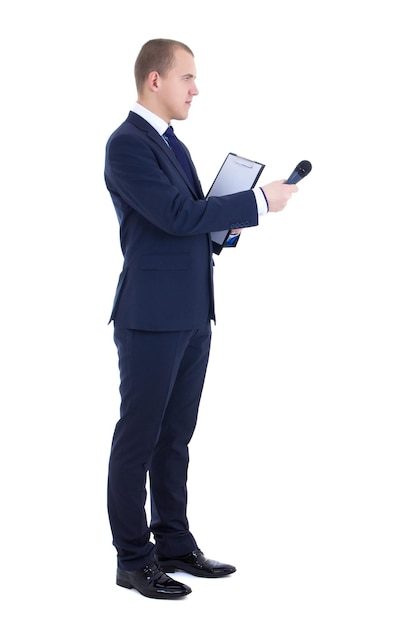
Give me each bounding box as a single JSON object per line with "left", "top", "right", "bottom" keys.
{"left": 163, "top": 125, "right": 195, "bottom": 186}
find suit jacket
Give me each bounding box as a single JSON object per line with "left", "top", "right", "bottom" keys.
{"left": 104, "top": 111, "right": 259, "bottom": 331}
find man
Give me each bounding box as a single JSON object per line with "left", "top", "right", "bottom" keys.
{"left": 104, "top": 38, "right": 297, "bottom": 600}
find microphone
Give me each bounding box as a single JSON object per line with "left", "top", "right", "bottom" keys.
{"left": 285, "top": 160, "right": 312, "bottom": 184}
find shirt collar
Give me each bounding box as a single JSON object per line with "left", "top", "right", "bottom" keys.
{"left": 130, "top": 102, "right": 168, "bottom": 136}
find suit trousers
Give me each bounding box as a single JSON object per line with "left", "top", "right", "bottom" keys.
{"left": 108, "top": 324, "right": 212, "bottom": 570}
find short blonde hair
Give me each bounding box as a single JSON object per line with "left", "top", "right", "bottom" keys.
{"left": 134, "top": 38, "right": 194, "bottom": 93}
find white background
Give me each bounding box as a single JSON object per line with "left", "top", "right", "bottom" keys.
{"left": 1, "top": 1, "right": 416, "bottom": 624}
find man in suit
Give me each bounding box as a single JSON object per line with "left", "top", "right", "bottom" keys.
{"left": 104, "top": 38, "right": 298, "bottom": 600}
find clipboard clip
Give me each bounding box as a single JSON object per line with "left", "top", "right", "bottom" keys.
{"left": 232, "top": 155, "right": 254, "bottom": 168}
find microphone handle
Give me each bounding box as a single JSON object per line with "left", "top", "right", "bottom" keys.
{"left": 285, "top": 171, "right": 303, "bottom": 184}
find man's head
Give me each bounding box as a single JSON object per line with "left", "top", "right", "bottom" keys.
{"left": 135, "top": 38, "right": 199, "bottom": 123}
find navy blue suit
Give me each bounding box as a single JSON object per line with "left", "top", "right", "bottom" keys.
{"left": 104, "top": 111, "right": 258, "bottom": 569}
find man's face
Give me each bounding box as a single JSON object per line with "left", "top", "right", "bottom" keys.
{"left": 157, "top": 49, "right": 199, "bottom": 122}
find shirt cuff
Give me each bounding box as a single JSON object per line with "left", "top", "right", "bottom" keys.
{"left": 253, "top": 187, "right": 269, "bottom": 216}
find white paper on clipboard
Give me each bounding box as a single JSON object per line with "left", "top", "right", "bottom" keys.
{"left": 207, "top": 153, "right": 265, "bottom": 251}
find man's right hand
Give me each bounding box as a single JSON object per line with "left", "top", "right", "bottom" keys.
{"left": 261, "top": 180, "right": 298, "bottom": 213}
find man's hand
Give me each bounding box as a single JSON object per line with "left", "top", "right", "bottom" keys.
{"left": 261, "top": 180, "right": 298, "bottom": 213}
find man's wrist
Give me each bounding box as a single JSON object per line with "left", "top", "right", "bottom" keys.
{"left": 253, "top": 187, "right": 269, "bottom": 216}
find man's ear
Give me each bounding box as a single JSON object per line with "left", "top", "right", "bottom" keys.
{"left": 148, "top": 71, "right": 160, "bottom": 92}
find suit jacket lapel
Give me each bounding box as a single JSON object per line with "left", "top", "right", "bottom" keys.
{"left": 127, "top": 112, "right": 203, "bottom": 198}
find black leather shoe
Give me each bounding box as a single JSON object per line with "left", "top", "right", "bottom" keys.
{"left": 116, "top": 562, "right": 192, "bottom": 599}
{"left": 156, "top": 549, "right": 236, "bottom": 578}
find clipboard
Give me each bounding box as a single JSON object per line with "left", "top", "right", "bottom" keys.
{"left": 206, "top": 153, "right": 265, "bottom": 254}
